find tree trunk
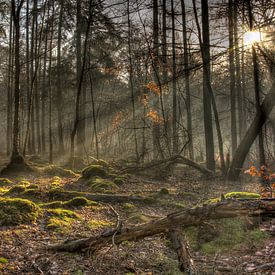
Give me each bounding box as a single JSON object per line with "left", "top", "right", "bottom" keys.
{"left": 200, "top": 0, "right": 215, "bottom": 171}
{"left": 181, "top": 0, "right": 193, "bottom": 160}
{"left": 227, "top": 80, "right": 275, "bottom": 181}
{"left": 229, "top": 0, "right": 237, "bottom": 155}
{"left": 56, "top": 0, "right": 65, "bottom": 154}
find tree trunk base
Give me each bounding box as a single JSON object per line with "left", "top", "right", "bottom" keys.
{"left": 1, "top": 153, "right": 34, "bottom": 176}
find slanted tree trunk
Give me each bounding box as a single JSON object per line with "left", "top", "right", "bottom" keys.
{"left": 227, "top": 80, "right": 275, "bottom": 181}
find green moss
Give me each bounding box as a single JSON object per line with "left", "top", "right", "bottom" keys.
{"left": 41, "top": 201, "right": 63, "bottom": 209}
{"left": 18, "top": 180, "right": 31, "bottom": 187}
{"left": 0, "top": 198, "right": 40, "bottom": 226}
{"left": 224, "top": 192, "right": 260, "bottom": 199}
{"left": 0, "top": 258, "right": 8, "bottom": 264}
{"left": 42, "top": 165, "right": 77, "bottom": 177}
{"left": 81, "top": 165, "right": 107, "bottom": 179}
{"left": 45, "top": 208, "right": 79, "bottom": 232}
{"left": 7, "top": 185, "right": 26, "bottom": 194}
{"left": 88, "top": 178, "right": 118, "bottom": 192}
{"left": 64, "top": 197, "right": 93, "bottom": 208}
{"left": 0, "top": 178, "right": 13, "bottom": 186}
{"left": 127, "top": 213, "right": 150, "bottom": 224}
{"left": 88, "top": 219, "right": 113, "bottom": 229}
{"left": 200, "top": 218, "right": 268, "bottom": 255}
{"left": 206, "top": 192, "right": 260, "bottom": 205}
{"left": 27, "top": 184, "right": 39, "bottom": 189}
{"left": 122, "top": 203, "right": 136, "bottom": 213}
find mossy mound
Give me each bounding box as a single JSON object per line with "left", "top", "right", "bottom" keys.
{"left": 0, "top": 198, "right": 40, "bottom": 226}
{"left": 7, "top": 185, "right": 26, "bottom": 194}
{"left": 81, "top": 165, "right": 108, "bottom": 179}
{"left": 42, "top": 165, "right": 78, "bottom": 177}
{"left": 28, "top": 155, "right": 48, "bottom": 165}
{"left": 87, "top": 178, "right": 118, "bottom": 192}
{"left": 41, "top": 197, "right": 98, "bottom": 209}
{"left": 0, "top": 178, "right": 13, "bottom": 186}
{"left": 45, "top": 208, "right": 79, "bottom": 232}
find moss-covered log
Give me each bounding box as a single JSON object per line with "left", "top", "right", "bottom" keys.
{"left": 49, "top": 199, "right": 275, "bottom": 253}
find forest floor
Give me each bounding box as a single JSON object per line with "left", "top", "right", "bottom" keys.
{"left": 0, "top": 156, "right": 274, "bottom": 274}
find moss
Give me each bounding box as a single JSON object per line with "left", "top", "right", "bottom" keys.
{"left": 41, "top": 197, "right": 98, "bottom": 209}
{"left": 200, "top": 218, "right": 268, "bottom": 255}
{"left": 122, "top": 203, "right": 136, "bottom": 213}
{"left": 88, "top": 178, "right": 118, "bottom": 192}
{"left": 0, "top": 258, "right": 8, "bottom": 264}
{"left": 66, "top": 197, "right": 97, "bottom": 208}
{"left": 0, "top": 178, "right": 13, "bottom": 186}
{"left": 224, "top": 192, "right": 260, "bottom": 199}
{"left": 81, "top": 165, "right": 107, "bottom": 179}
{"left": 127, "top": 213, "right": 151, "bottom": 224}
{"left": 45, "top": 208, "right": 79, "bottom": 232}
{"left": 26, "top": 184, "right": 39, "bottom": 190}
{"left": 88, "top": 219, "right": 113, "bottom": 229}
{"left": 18, "top": 180, "right": 31, "bottom": 187}
{"left": 206, "top": 192, "right": 260, "bottom": 205}
{"left": 42, "top": 165, "right": 77, "bottom": 177}
{"left": 0, "top": 198, "right": 40, "bottom": 226}
{"left": 7, "top": 185, "right": 26, "bottom": 194}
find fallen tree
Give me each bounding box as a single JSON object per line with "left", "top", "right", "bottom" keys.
{"left": 122, "top": 155, "right": 214, "bottom": 176}
{"left": 49, "top": 198, "right": 275, "bottom": 272}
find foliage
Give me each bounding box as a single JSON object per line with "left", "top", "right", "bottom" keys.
{"left": 0, "top": 178, "right": 13, "bottom": 186}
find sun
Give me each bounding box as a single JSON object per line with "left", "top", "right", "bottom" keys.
{"left": 243, "top": 31, "right": 262, "bottom": 46}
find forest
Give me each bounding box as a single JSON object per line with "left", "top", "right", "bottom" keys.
{"left": 0, "top": 0, "right": 274, "bottom": 273}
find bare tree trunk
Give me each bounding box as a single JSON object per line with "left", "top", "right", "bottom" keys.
{"left": 192, "top": 0, "right": 226, "bottom": 173}
{"left": 181, "top": 0, "right": 193, "bottom": 160}
{"left": 6, "top": 8, "right": 13, "bottom": 156}
{"left": 70, "top": 0, "right": 92, "bottom": 159}
{"left": 171, "top": 0, "right": 178, "bottom": 155}
{"left": 229, "top": 0, "right": 237, "bottom": 155}
{"left": 10, "top": 0, "right": 25, "bottom": 163}
{"left": 247, "top": 0, "right": 265, "bottom": 167}
{"left": 56, "top": 0, "right": 65, "bottom": 154}
{"left": 127, "top": 0, "right": 139, "bottom": 162}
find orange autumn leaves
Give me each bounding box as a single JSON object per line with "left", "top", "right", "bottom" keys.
{"left": 244, "top": 165, "right": 275, "bottom": 198}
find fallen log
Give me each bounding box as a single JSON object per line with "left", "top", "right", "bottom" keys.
{"left": 122, "top": 155, "right": 214, "bottom": 176}
{"left": 49, "top": 199, "right": 275, "bottom": 253}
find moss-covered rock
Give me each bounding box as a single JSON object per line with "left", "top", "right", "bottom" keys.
{"left": 42, "top": 165, "right": 78, "bottom": 177}
{"left": 81, "top": 165, "right": 107, "bottom": 179}
{"left": 0, "top": 178, "right": 13, "bottom": 186}
{"left": 0, "top": 198, "right": 40, "bottom": 226}
{"left": 87, "top": 178, "right": 118, "bottom": 192}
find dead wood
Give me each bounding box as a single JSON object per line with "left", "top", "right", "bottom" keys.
{"left": 48, "top": 199, "right": 275, "bottom": 253}
{"left": 169, "top": 228, "right": 196, "bottom": 273}
{"left": 122, "top": 155, "right": 214, "bottom": 176}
